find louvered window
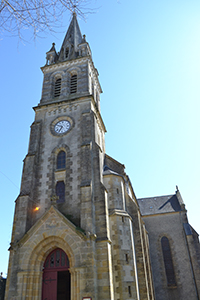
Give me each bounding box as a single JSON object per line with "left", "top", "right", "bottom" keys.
{"left": 57, "top": 151, "right": 66, "bottom": 169}
{"left": 54, "top": 78, "right": 61, "bottom": 97}
{"left": 70, "top": 74, "right": 77, "bottom": 94}
{"left": 56, "top": 181, "right": 65, "bottom": 203}
{"left": 161, "top": 236, "right": 176, "bottom": 286}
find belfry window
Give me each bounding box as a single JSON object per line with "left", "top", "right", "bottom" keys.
{"left": 57, "top": 151, "right": 66, "bottom": 169}
{"left": 54, "top": 78, "right": 61, "bottom": 97}
{"left": 56, "top": 181, "right": 65, "bottom": 203}
{"left": 161, "top": 236, "right": 176, "bottom": 286}
{"left": 70, "top": 74, "right": 77, "bottom": 94}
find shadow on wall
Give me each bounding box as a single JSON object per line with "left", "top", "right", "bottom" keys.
{"left": 159, "top": 195, "right": 181, "bottom": 212}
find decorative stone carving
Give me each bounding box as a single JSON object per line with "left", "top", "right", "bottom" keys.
{"left": 51, "top": 194, "right": 59, "bottom": 206}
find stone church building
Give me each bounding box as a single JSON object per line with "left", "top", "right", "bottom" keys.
{"left": 5, "top": 13, "right": 200, "bottom": 300}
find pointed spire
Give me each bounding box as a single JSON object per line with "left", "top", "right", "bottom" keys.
{"left": 58, "top": 12, "right": 83, "bottom": 61}
{"left": 72, "top": 11, "right": 81, "bottom": 51}
{"left": 47, "top": 42, "right": 56, "bottom": 53}
{"left": 46, "top": 42, "right": 58, "bottom": 65}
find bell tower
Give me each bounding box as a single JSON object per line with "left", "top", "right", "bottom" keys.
{"left": 5, "top": 12, "right": 156, "bottom": 300}
{"left": 5, "top": 13, "right": 115, "bottom": 300}
{"left": 20, "top": 11, "right": 105, "bottom": 229}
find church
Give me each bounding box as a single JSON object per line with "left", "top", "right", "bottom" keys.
{"left": 4, "top": 13, "right": 200, "bottom": 300}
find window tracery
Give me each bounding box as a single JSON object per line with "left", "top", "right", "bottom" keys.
{"left": 43, "top": 248, "right": 70, "bottom": 270}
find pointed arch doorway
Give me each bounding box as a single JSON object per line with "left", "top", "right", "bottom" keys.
{"left": 42, "top": 248, "right": 71, "bottom": 300}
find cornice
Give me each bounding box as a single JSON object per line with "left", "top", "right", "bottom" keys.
{"left": 33, "top": 94, "right": 91, "bottom": 111}
{"left": 41, "top": 56, "right": 89, "bottom": 73}
{"left": 33, "top": 95, "right": 107, "bottom": 133}
{"left": 141, "top": 211, "right": 180, "bottom": 218}
{"left": 109, "top": 209, "right": 133, "bottom": 220}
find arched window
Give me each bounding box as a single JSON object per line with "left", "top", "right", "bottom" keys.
{"left": 70, "top": 74, "right": 77, "bottom": 94}
{"left": 42, "top": 248, "right": 70, "bottom": 300}
{"left": 161, "top": 236, "right": 176, "bottom": 286}
{"left": 56, "top": 181, "right": 65, "bottom": 203}
{"left": 65, "top": 47, "right": 69, "bottom": 59}
{"left": 54, "top": 78, "right": 61, "bottom": 97}
{"left": 57, "top": 151, "right": 66, "bottom": 169}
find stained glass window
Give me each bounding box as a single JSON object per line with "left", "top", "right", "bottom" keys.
{"left": 43, "top": 249, "right": 70, "bottom": 269}
{"left": 57, "top": 151, "right": 66, "bottom": 169}
{"left": 56, "top": 181, "right": 65, "bottom": 203}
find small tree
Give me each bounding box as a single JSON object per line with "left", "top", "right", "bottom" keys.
{"left": 0, "top": 0, "right": 93, "bottom": 40}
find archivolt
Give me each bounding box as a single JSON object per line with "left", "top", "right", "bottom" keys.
{"left": 23, "top": 235, "right": 76, "bottom": 273}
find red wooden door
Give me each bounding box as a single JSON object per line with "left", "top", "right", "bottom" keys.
{"left": 42, "top": 248, "right": 70, "bottom": 300}
{"left": 42, "top": 271, "right": 57, "bottom": 300}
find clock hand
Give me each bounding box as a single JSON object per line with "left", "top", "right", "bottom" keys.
{"left": 59, "top": 126, "right": 63, "bottom": 132}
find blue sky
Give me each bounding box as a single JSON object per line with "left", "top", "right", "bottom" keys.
{"left": 1, "top": 0, "right": 200, "bottom": 276}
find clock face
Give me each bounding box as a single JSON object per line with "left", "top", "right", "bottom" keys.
{"left": 54, "top": 120, "right": 71, "bottom": 134}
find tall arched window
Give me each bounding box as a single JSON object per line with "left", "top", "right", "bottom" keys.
{"left": 161, "top": 236, "right": 176, "bottom": 286}
{"left": 70, "top": 74, "right": 77, "bottom": 94}
{"left": 56, "top": 181, "right": 65, "bottom": 203}
{"left": 54, "top": 78, "right": 61, "bottom": 97}
{"left": 57, "top": 151, "right": 66, "bottom": 169}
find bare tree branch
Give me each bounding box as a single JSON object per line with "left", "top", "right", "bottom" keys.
{"left": 0, "top": 0, "right": 95, "bottom": 40}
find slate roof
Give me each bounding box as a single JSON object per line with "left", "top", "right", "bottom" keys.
{"left": 103, "top": 165, "right": 120, "bottom": 176}
{"left": 137, "top": 194, "right": 181, "bottom": 216}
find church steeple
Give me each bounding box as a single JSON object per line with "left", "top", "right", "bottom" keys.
{"left": 45, "top": 13, "right": 92, "bottom": 66}
{"left": 40, "top": 13, "right": 101, "bottom": 108}
{"left": 58, "top": 12, "right": 83, "bottom": 61}
{"left": 5, "top": 14, "right": 113, "bottom": 300}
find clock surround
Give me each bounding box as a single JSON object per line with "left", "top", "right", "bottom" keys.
{"left": 50, "top": 116, "right": 74, "bottom": 136}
